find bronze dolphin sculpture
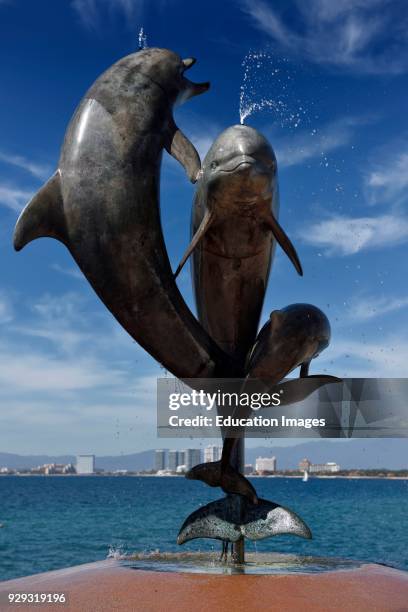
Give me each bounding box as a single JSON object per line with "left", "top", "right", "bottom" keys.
{"left": 186, "top": 304, "right": 339, "bottom": 502}
{"left": 177, "top": 127, "right": 320, "bottom": 547}
{"left": 13, "top": 48, "right": 238, "bottom": 379}
{"left": 177, "top": 496, "right": 311, "bottom": 545}
{"left": 175, "top": 124, "right": 302, "bottom": 364}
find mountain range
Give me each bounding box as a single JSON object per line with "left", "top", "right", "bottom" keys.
{"left": 0, "top": 439, "right": 407, "bottom": 471}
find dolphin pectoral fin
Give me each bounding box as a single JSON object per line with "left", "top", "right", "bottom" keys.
{"left": 264, "top": 214, "right": 303, "bottom": 276}
{"left": 174, "top": 209, "right": 214, "bottom": 277}
{"left": 165, "top": 122, "right": 202, "bottom": 183}
{"left": 14, "top": 170, "right": 66, "bottom": 251}
{"left": 177, "top": 497, "right": 311, "bottom": 545}
{"left": 277, "top": 375, "right": 341, "bottom": 407}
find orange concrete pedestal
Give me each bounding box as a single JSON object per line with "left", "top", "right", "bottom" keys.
{"left": 1, "top": 560, "right": 407, "bottom": 612}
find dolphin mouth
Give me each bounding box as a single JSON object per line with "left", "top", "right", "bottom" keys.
{"left": 183, "top": 78, "right": 210, "bottom": 98}
{"left": 218, "top": 156, "right": 257, "bottom": 174}
{"left": 180, "top": 57, "right": 210, "bottom": 100}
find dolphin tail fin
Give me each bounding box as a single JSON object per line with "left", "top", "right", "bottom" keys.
{"left": 165, "top": 121, "right": 202, "bottom": 184}
{"left": 264, "top": 213, "right": 303, "bottom": 276}
{"left": 174, "top": 209, "right": 214, "bottom": 278}
{"left": 177, "top": 496, "right": 312, "bottom": 545}
{"left": 14, "top": 170, "right": 66, "bottom": 251}
{"left": 186, "top": 460, "right": 258, "bottom": 504}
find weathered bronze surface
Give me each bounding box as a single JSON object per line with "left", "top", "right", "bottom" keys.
{"left": 14, "top": 48, "right": 336, "bottom": 561}
{"left": 246, "top": 303, "right": 331, "bottom": 380}
{"left": 180, "top": 127, "right": 322, "bottom": 555}
{"left": 177, "top": 496, "right": 311, "bottom": 545}
{"left": 13, "top": 48, "right": 237, "bottom": 380}
{"left": 177, "top": 124, "right": 302, "bottom": 364}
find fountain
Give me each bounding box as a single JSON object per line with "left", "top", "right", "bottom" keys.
{"left": 12, "top": 43, "right": 335, "bottom": 565}
{"left": 8, "top": 45, "right": 408, "bottom": 610}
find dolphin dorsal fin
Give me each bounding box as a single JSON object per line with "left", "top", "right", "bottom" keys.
{"left": 14, "top": 170, "right": 66, "bottom": 251}
{"left": 165, "top": 121, "right": 201, "bottom": 183}
{"left": 174, "top": 209, "right": 214, "bottom": 278}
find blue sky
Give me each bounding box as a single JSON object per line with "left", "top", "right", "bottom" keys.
{"left": 1, "top": 0, "right": 408, "bottom": 455}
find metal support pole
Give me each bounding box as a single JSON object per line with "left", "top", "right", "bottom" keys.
{"left": 231, "top": 436, "right": 245, "bottom": 564}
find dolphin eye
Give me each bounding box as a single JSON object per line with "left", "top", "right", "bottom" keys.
{"left": 210, "top": 161, "right": 218, "bottom": 170}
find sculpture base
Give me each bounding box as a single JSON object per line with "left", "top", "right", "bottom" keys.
{"left": 1, "top": 556, "right": 407, "bottom": 611}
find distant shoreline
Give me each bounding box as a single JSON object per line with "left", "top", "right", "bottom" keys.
{"left": 0, "top": 473, "right": 407, "bottom": 480}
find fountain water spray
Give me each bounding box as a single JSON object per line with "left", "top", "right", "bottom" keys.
{"left": 138, "top": 27, "right": 148, "bottom": 50}
{"left": 239, "top": 51, "right": 307, "bottom": 127}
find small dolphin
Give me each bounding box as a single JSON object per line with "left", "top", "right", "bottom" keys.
{"left": 187, "top": 304, "right": 340, "bottom": 503}
{"left": 13, "top": 48, "right": 238, "bottom": 380}
{"left": 246, "top": 304, "right": 332, "bottom": 381}
{"left": 175, "top": 125, "right": 302, "bottom": 363}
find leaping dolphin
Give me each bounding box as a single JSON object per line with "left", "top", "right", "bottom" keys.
{"left": 175, "top": 124, "right": 302, "bottom": 364}
{"left": 13, "top": 48, "right": 238, "bottom": 379}
{"left": 176, "top": 127, "right": 319, "bottom": 549}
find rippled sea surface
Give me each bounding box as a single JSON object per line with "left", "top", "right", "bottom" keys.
{"left": 0, "top": 476, "right": 407, "bottom": 580}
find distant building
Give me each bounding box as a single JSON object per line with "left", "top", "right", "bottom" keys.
{"left": 43, "top": 463, "right": 75, "bottom": 475}
{"left": 204, "top": 445, "right": 222, "bottom": 463}
{"left": 76, "top": 455, "right": 95, "bottom": 475}
{"left": 310, "top": 462, "right": 340, "bottom": 474}
{"left": 299, "top": 458, "right": 340, "bottom": 473}
{"left": 255, "top": 456, "right": 277, "bottom": 473}
{"left": 155, "top": 450, "right": 166, "bottom": 472}
{"left": 178, "top": 450, "right": 185, "bottom": 467}
{"left": 299, "top": 458, "right": 311, "bottom": 472}
{"left": 244, "top": 464, "right": 254, "bottom": 475}
{"left": 183, "top": 449, "right": 202, "bottom": 471}
{"left": 168, "top": 450, "right": 179, "bottom": 472}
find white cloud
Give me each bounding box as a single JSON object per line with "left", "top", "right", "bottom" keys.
{"left": 12, "top": 324, "right": 92, "bottom": 355}
{"left": 0, "top": 151, "right": 50, "bottom": 180}
{"left": 274, "top": 117, "right": 359, "bottom": 168}
{"left": 50, "top": 263, "right": 84, "bottom": 281}
{"left": 319, "top": 335, "right": 408, "bottom": 377}
{"left": 0, "top": 291, "right": 145, "bottom": 395}
{"left": 241, "top": 0, "right": 408, "bottom": 74}
{"left": 348, "top": 295, "right": 408, "bottom": 321}
{"left": 0, "top": 347, "right": 125, "bottom": 392}
{"left": 365, "top": 145, "right": 408, "bottom": 206}
{"left": 0, "top": 284, "right": 160, "bottom": 453}
{"left": 0, "top": 184, "right": 32, "bottom": 212}
{"left": 0, "top": 294, "right": 13, "bottom": 324}
{"left": 302, "top": 214, "right": 408, "bottom": 255}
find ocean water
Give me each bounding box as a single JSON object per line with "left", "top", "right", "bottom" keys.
{"left": 0, "top": 476, "right": 407, "bottom": 581}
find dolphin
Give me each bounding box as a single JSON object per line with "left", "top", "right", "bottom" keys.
{"left": 175, "top": 127, "right": 319, "bottom": 549}
{"left": 246, "top": 304, "right": 332, "bottom": 381}
{"left": 187, "top": 304, "right": 340, "bottom": 503}
{"left": 13, "top": 48, "right": 238, "bottom": 380}
{"left": 175, "top": 124, "right": 302, "bottom": 364}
